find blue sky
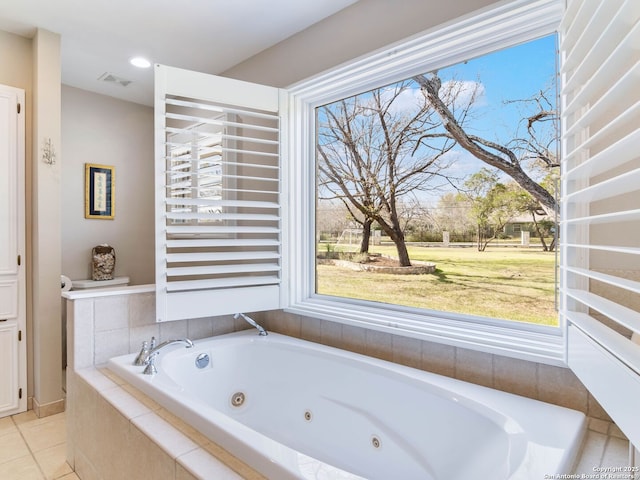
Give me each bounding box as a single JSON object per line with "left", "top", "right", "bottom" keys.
{"left": 419, "top": 33, "right": 559, "bottom": 200}
{"left": 437, "top": 33, "right": 558, "bottom": 143}
{"left": 317, "top": 33, "right": 559, "bottom": 205}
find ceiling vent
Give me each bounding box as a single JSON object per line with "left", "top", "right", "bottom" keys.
{"left": 98, "top": 72, "right": 133, "bottom": 87}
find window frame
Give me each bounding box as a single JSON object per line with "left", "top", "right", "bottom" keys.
{"left": 283, "top": 0, "right": 566, "bottom": 365}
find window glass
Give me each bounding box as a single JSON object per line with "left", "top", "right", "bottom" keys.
{"left": 315, "top": 34, "right": 559, "bottom": 326}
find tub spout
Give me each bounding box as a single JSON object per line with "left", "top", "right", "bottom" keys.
{"left": 141, "top": 338, "right": 194, "bottom": 375}
{"left": 234, "top": 313, "right": 268, "bottom": 336}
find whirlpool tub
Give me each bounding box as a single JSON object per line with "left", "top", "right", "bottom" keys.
{"left": 107, "top": 330, "right": 586, "bottom": 480}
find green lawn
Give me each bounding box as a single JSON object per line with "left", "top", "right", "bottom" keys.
{"left": 317, "top": 245, "right": 558, "bottom": 325}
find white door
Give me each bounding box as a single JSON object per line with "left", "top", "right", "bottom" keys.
{"left": 0, "top": 84, "right": 26, "bottom": 417}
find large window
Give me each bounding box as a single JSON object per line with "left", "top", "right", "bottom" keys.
{"left": 315, "top": 35, "right": 559, "bottom": 326}
{"left": 285, "top": 0, "right": 566, "bottom": 364}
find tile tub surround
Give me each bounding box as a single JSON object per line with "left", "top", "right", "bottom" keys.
{"left": 64, "top": 288, "right": 637, "bottom": 478}
{"left": 68, "top": 367, "right": 263, "bottom": 480}
{"left": 65, "top": 288, "right": 601, "bottom": 417}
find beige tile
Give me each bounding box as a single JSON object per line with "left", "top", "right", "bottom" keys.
{"left": 159, "top": 319, "right": 188, "bottom": 342}
{"left": 131, "top": 412, "right": 199, "bottom": 459}
{"left": 11, "top": 410, "right": 39, "bottom": 425}
{"left": 573, "top": 430, "right": 607, "bottom": 474}
{"left": 537, "top": 364, "right": 588, "bottom": 412}
{"left": 201, "top": 443, "right": 267, "bottom": 480}
{"left": 70, "top": 299, "right": 95, "bottom": 369}
{"left": 187, "top": 317, "right": 214, "bottom": 340}
{"left": 0, "top": 430, "right": 31, "bottom": 464}
{"left": 421, "top": 341, "right": 455, "bottom": 377}
{"left": 587, "top": 392, "right": 612, "bottom": 421}
{"left": 587, "top": 417, "right": 611, "bottom": 435}
{"left": 124, "top": 424, "right": 176, "bottom": 480}
{"left": 0, "top": 454, "right": 44, "bottom": 480}
{"left": 129, "top": 324, "right": 160, "bottom": 354}
{"left": 608, "top": 422, "right": 628, "bottom": 440}
{"left": 129, "top": 292, "right": 156, "bottom": 327}
{"left": 120, "top": 383, "right": 162, "bottom": 411}
{"left": 176, "top": 462, "right": 199, "bottom": 480}
{"left": 493, "top": 355, "right": 537, "bottom": 399}
{"left": 268, "top": 310, "right": 301, "bottom": 338}
{"left": 33, "top": 444, "right": 72, "bottom": 480}
{"left": 320, "top": 319, "right": 342, "bottom": 347}
{"left": 455, "top": 347, "right": 493, "bottom": 388}
{"left": 365, "top": 329, "right": 393, "bottom": 361}
{"left": 94, "top": 295, "right": 130, "bottom": 332}
{"left": 94, "top": 328, "right": 130, "bottom": 364}
{"left": 341, "top": 324, "right": 367, "bottom": 355}
{"left": 18, "top": 413, "right": 66, "bottom": 453}
{"left": 72, "top": 450, "right": 99, "bottom": 480}
{"left": 601, "top": 436, "right": 630, "bottom": 467}
{"left": 58, "top": 473, "right": 81, "bottom": 480}
{"left": 96, "top": 367, "right": 126, "bottom": 386}
{"left": 300, "top": 316, "right": 322, "bottom": 343}
{"left": 392, "top": 335, "right": 422, "bottom": 369}
{"left": 0, "top": 416, "right": 18, "bottom": 437}
{"left": 155, "top": 408, "right": 211, "bottom": 447}
{"left": 212, "top": 315, "right": 235, "bottom": 336}
{"left": 178, "top": 448, "right": 245, "bottom": 480}
{"left": 100, "top": 385, "right": 152, "bottom": 420}
{"left": 77, "top": 367, "right": 119, "bottom": 391}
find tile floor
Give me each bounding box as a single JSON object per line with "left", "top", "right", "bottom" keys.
{"left": 0, "top": 411, "right": 77, "bottom": 480}
{"left": 0, "top": 409, "right": 635, "bottom": 480}
{"left": 574, "top": 418, "right": 638, "bottom": 478}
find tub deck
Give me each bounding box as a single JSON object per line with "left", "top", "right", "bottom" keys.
{"left": 108, "top": 331, "right": 586, "bottom": 480}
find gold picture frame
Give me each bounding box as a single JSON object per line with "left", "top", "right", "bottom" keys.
{"left": 85, "top": 163, "right": 115, "bottom": 219}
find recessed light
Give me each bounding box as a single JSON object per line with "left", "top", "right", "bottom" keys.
{"left": 130, "top": 57, "right": 151, "bottom": 68}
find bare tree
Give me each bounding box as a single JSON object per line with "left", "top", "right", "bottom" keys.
{"left": 317, "top": 81, "right": 457, "bottom": 266}
{"left": 413, "top": 73, "right": 559, "bottom": 216}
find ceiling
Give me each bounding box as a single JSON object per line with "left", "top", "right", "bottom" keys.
{"left": 0, "top": 0, "right": 358, "bottom": 106}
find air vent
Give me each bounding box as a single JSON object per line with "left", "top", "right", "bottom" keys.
{"left": 98, "top": 72, "right": 133, "bottom": 87}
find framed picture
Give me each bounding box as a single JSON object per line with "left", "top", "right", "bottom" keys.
{"left": 85, "top": 163, "right": 115, "bottom": 219}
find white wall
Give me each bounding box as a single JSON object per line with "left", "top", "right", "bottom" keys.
{"left": 61, "top": 86, "right": 154, "bottom": 285}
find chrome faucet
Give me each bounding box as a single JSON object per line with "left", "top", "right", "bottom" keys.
{"left": 140, "top": 338, "right": 194, "bottom": 375}
{"left": 234, "top": 313, "right": 268, "bottom": 336}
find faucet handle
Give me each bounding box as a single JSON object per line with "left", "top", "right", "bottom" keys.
{"left": 150, "top": 336, "right": 156, "bottom": 349}
{"left": 133, "top": 340, "right": 150, "bottom": 366}
{"left": 142, "top": 352, "right": 158, "bottom": 375}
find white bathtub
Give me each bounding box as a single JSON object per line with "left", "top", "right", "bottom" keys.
{"left": 108, "top": 330, "right": 586, "bottom": 480}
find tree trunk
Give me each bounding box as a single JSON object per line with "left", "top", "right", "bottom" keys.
{"left": 393, "top": 235, "right": 412, "bottom": 266}
{"left": 376, "top": 218, "right": 412, "bottom": 266}
{"left": 360, "top": 219, "right": 372, "bottom": 253}
{"left": 530, "top": 213, "right": 549, "bottom": 252}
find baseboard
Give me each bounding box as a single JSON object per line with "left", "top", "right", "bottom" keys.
{"left": 33, "top": 397, "right": 65, "bottom": 418}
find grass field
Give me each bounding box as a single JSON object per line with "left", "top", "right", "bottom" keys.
{"left": 317, "top": 244, "right": 559, "bottom": 325}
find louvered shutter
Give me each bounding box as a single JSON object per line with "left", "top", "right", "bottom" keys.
{"left": 155, "top": 65, "right": 284, "bottom": 321}
{"left": 560, "top": 0, "right": 640, "bottom": 446}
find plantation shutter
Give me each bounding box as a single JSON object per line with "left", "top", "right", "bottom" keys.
{"left": 155, "top": 65, "right": 284, "bottom": 321}
{"left": 560, "top": 0, "right": 640, "bottom": 446}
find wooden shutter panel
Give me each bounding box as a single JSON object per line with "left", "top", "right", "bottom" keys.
{"left": 560, "top": 0, "right": 640, "bottom": 446}
{"left": 155, "top": 65, "right": 283, "bottom": 321}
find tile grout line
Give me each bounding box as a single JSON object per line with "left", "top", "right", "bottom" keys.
{"left": 10, "top": 415, "right": 47, "bottom": 480}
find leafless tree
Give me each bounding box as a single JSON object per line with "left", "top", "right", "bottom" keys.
{"left": 413, "top": 73, "right": 559, "bottom": 216}
{"left": 317, "top": 81, "right": 457, "bottom": 266}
